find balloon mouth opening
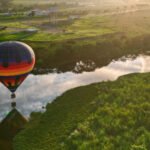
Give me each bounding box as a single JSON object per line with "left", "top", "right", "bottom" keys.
{"left": 11, "top": 93, "right": 16, "bottom": 99}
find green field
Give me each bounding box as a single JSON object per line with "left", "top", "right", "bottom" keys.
{"left": 0, "top": 16, "right": 115, "bottom": 42}
{"left": 1, "top": 8, "right": 150, "bottom": 42}
{"left": 14, "top": 73, "right": 150, "bottom": 150}
{"left": 13, "top": 0, "right": 53, "bottom": 5}
{"left": 25, "top": 17, "right": 114, "bottom": 41}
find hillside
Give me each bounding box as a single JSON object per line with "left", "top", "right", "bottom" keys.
{"left": 0, "top": 109, "right": 27, "bottom": 150}
{"left": 14, "top": 73, "right": 150, "bottom": 150}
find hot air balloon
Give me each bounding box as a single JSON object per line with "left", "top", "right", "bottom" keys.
{"left": 0, "top": 41, "right": 35, "bottom": 103}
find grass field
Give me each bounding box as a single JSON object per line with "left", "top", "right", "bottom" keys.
{"left": 1, "top": 8, "right": 150, "bottom": 42}
{"left": 24, "top": 17, "right": 115, "bottom": 41}
{"left": 107, "top": 9, "right": 150, "bottom": 37}
{"left": 13, "top": 0, "right": 53, "bottom": 5}
{"left": 0, "top": 16, "right": 115, "bottom": 42}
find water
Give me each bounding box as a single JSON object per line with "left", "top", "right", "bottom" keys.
{"left": 0, "top": 54, "right": 150, "bottom": 120}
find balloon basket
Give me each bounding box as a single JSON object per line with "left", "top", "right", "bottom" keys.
{"left": 11, "top": 102, "right": 16, "bottom": 108}
{"left": 11, "top": 93, "right": 16, "bottom": 99}
{"left": 11, "top": 93, "right": 16, "bottom": 108}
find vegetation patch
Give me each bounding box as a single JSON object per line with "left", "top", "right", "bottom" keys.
{"left": 14, "top": 73, "right": 150, "bottom": 150}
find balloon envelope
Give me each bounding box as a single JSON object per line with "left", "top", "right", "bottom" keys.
{"left": 0, "top": 41, "right": 35, "bottom": 93}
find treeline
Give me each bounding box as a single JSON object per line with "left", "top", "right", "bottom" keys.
{"left": 28, "top": 33, "right": 149, "bottom": 73}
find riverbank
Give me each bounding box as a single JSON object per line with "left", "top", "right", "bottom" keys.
{"left": 14, "top": 72, "right": 150, "bottom": 150}
{"left": 29, "top": 33, "right": 150, "bottom": 73}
